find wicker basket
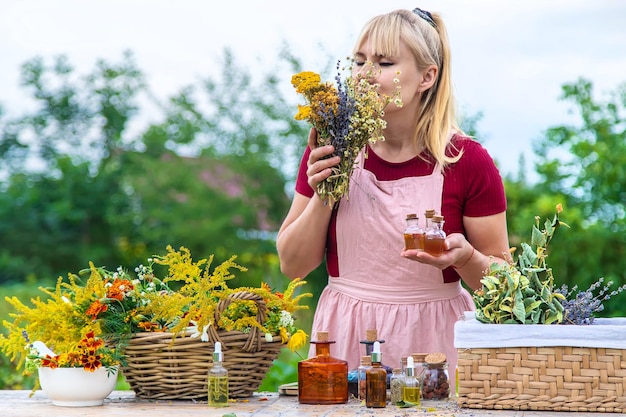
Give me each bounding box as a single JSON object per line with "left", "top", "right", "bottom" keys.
{"left": 457, "top": 346, "right": 626, "bottom": 412}
{"left": 455, "top": 312, "right": 626, "bottom": 413}
{"left": 122, "top": 291, "right": 285, "bottom": 400}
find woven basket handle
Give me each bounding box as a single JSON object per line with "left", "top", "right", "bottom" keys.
{"left": 207, "top": 291, "right": 267, "bottom": 353}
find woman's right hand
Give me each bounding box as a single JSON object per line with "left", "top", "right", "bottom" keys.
{"left": 306, "top": 128, "right": 340, "bottom": 191}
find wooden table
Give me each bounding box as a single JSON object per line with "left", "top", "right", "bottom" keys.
{"left": 0, "top": 390, "right": 616, "bottom": 416}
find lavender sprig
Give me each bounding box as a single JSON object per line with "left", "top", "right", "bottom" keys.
{"left": 556, "top": 277, "right": 626, "bottom": 325}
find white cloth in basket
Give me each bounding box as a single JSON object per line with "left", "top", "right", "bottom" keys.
{"left": 454, "top": 311, "right": 626, "bottom": 349}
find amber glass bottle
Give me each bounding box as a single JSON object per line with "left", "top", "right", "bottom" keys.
{"left": 366, "top": 341, "right": 387, "bottom": 408}
{"left": 403, "top": 213, "right": 424, "bottom": 250}
{"left": 424, "top": 214, "right": 446, "bottom": 256}
{"left": 298, "top": 331, "right": 348, "bottom": 404}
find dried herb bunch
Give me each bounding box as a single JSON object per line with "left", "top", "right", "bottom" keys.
{"left": 474, "top": 204, "right": 625, "bottom": 325}
{"left": 556, "top": 278, "right": 626, "bottom": 325}
{"left": 292, "top": 60, "right": 402, "bottom": 204}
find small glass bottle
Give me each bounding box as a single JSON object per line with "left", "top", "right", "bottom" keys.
{"left": 424, "top": 214, "right": 446, "bottom": 256}
{"left": 403, "top": 213, "right": 425, "bottom": 250}
{"left": 389, "top": 368, "right": 405, "bottom": 404}
{"left": 298, "top": 331, "right": 348, "bottom": 404}
{"left": 424, "top": 209, "right": 436, "bottom": 231}
{"left": 403, "top": 356, "right": 420, "bottom": 405}
{"left": 421, "top": 360, "right": 450, "bottom": 400}
{"left": 357, "top": 355, "right": 372, "bottom": 401}
{"left": 208, "top": 341, "right": 229, "bottom": 407}
{"left": 360, "top": 329, "right": 392, "bottom": 383}
{"left": 366, "top": 341, "right": 387, "bottom": 408}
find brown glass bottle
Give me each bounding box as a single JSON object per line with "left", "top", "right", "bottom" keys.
{"left": 424, "top": 214, "right": 446, "bottom": 256}
{"left": 298, "top": 331, "right": 348, "bottom": 404}
{"left": 365, "top": 341, "right": 387, "bottom": 408}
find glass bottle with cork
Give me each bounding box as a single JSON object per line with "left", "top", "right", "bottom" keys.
{"left": 298, "top": 331, "right": 348, "bottom": 404}
{"left": 424, "top": 214, "right": 446, "bottom": 256}
{"left": 424, "top": 209, "right": 436, "bottom": 231}
{"left": 421, "top": 352, "right": 450, "bottom": 400}
{"left": 208, "top": 341, "right": 228, "bottom": 407}
{"left": 403, "top": 213, "right": 424, "bottom": 250}
{"left": 365, "top": 341, "right": 387, "bottom": 408}
{"left": 389, "top": 368, "right": 405, "bottom": 405}
{"left": 357, "top": 355, "right": 372, "bottom": 401}
{"left": 360, "top": 329, "right": 392, "bottom": 380}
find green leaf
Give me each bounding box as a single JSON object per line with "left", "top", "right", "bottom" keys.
{"left": 396, "top": 400, "right": 418, "bottom": 408}
{"left": 512, "top": 288, "right": 526, "bottom": 322}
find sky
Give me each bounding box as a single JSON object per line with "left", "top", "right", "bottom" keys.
{"left": 2, "top": 0, "right": 626, "bottom": 181}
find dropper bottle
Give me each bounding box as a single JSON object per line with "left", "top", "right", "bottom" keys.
{"left": 403, "top": 356, "right": 420, "bottom": 404}
{"left": 365, "top": 341, "right": 387, "bottom": 408}
{"left": 208, "top": 341, "right": 229, "bottom": 407}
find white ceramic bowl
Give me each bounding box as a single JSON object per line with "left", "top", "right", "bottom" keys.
{"left": 38, "top": 366, "right": 118, "bottom": 407}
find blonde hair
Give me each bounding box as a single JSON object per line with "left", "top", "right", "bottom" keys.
{"left": 353, "top": 9, "right": 463, "bottom": 166}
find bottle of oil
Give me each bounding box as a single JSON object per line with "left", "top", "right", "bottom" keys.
{"left": 208, "top": 341, "right": 228, "bottom": 407}
{"left": 366, "top": 341, "right": 387, "bottom": 408}
{"left": 298, "top": 331, "right": 348, "bottom": 404}
{"left": 424, "top": 214, "right": 446, "bottom": 256}
{"left": 403, "top": 356, "right": 421, "bottom": 405}
{"left": 360, "top": 329, "right": 392, "bottom": 383}
{"left": 403, "top": 213, "right": 424, "bottom": 250}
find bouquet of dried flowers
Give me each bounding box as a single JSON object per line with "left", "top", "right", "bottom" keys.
{"left": 0, "top": 246, "right": 312, "bottom": 384}
{"left": 473, "top": 204, "right": 625, "bottom": 325}
{"left": 292, "top": 61, "right": 402, "bottom": 204}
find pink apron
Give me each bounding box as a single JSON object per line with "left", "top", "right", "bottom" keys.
{"left": 309, "top": 152, "right": 474, "bottom": 384}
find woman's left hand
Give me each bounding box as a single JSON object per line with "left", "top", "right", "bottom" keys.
{"left": 400, "top": 233, "right": 471, "bottom": 269}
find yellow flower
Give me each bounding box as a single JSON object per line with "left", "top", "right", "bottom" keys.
{"left": 291, "top": 71, "right": 321, "bottom": 94}
{"left": 279, "top": 327, "right": 289, "bottom": 344}
{"left": 287, "top": 329, "right": 308, "bottom": 352}
{"left": 291, "top": 62, "right": 401, "bottom": 203}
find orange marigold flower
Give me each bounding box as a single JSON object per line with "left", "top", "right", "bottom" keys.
{"left": 137, "top": 321, "right": 160, "bottom": 331}
{"left": 107, "top": 279, "right": 133, "bottom": 301}
{"left": 85, "top": 300, "right": 108, "bottom": 319}
{"left": 79, "top": 331, "right": 103, "bottom": 350}
{"left": 41, "top": 355, "right": 58, "bottom": 369}
{"left": 81, "top": 353, "right": 102, "bottom": 372}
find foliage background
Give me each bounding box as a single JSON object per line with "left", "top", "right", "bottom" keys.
{"left": 1, "top": 47, "right": 625, "bottom": 390}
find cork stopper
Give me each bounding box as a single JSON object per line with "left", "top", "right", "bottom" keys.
{"left": 410, "top": 353, "right": 428, "bottom": 364}
{"left": 400, "top": 357, "right": 407, "bottom": 369}
{"left": 425, "top": 209, "right": 436, "bottom": 218}
{"left": 316, "top": 331, "right": 329, "bottom": 342}
{"left": 361, "top": 355, "right": 372, "bottom": 366}
{"left": 425, "top": 352, "right": 447, "bottom": 364}
{"left": 365, "top": 329, "right": 378, "bottom": 342}
{"left": 406, "top": 213, "right": 418, "bottom": 220}
{"left": 432, "top": 215, "right": 444, "bottom": 223}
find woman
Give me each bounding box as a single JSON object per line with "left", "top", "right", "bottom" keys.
{"left": 276, "top": 8, "right": 511, "bottom": 380}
